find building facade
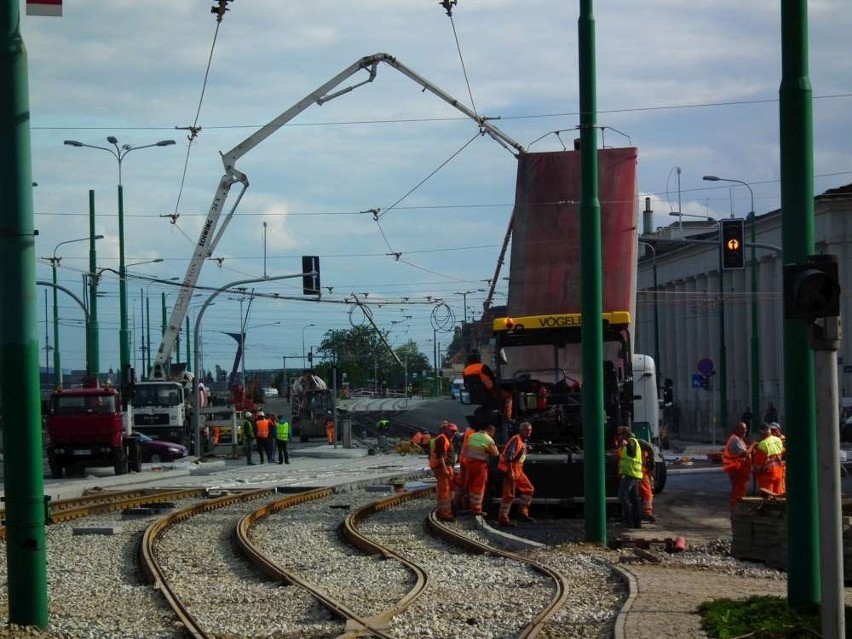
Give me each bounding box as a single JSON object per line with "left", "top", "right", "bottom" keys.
{"left": 636, "top": 185, "right": 852, "bottom": 442}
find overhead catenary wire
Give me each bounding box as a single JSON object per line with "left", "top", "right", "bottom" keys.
{"left": 166, "top": 1, "right": 233, "bottom": 225}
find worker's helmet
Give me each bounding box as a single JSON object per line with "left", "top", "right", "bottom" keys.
{"left": 257, "top": 411, "right": 265, "bottom": 417}
{"left": 769, "top": 422, "right": 782, "bottom": 433}
{"left": 244, "top": 411, "right": 252, "bottom": 418}
{"left": 446, "top": 422, "right": 458, "bottom": 432}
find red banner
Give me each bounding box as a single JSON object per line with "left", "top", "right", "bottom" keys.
{"left": 26, "top": 0, "right": 63, "bottom": 17}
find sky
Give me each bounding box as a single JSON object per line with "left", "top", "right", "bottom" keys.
{"left": 22, "top": 0, "right": 852, "bottom": 378}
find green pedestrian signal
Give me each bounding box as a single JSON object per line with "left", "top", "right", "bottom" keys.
{"left": 720, "top": 218, "right": 745, "bottom": 270}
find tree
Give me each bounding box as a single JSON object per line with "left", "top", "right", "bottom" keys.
{"left": 316, "top": 326, "right": 429, "bottom": 391}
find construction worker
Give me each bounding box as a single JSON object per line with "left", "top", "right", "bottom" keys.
{"left": 464, "top": 423, "right": 499, "bottom": 517}
{"left": 497, "top": 421, "right": 535, "bottom": 526}
{"left": 452, "top": 423, "right": 476, "bottom": 512}
{"left": 768, "top": 422, "right": 786, "bottom": 494}
{"left": 615, "top": 426, "right": 643, "bottom": 528}
{"left": 754, "top": 423, "right": 785, "bottom": 496}
{"left": 637, "top": 439, "right": 656, "bottom": 523}
{"left": 240, "top": 411, "right": 256, "bottom": 466}
{"left": 325, "top": 411, "right": 335, "bottom": 445}
{"left": 275, "top": 414, "right": 290, "bottom": 464}
{"left": 463, "top": 351, "right": 500, "bottom": 411}
{"left": 430, "top": 421, "right": 458, "bottom": 521}
{"left": 376, "top": 416, "right": 390, "bottom": 453}
{"left": 722, "top": 421, "right": 754, "bottom": 511}
{"left": 254, "top": 411, "right": 271, "bottom": 463}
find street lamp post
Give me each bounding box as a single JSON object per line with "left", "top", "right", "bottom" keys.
{"left": 64, "top": 137, "right": 175, "bottom": 386}
{"left": 45, "top": 235, "right": 104, "bottom": 387}
{"left": 704, "top": 175, "right": 758, "bottom": 435}
{"left": 302, "top": 323, "right": 315, "bottom": 371}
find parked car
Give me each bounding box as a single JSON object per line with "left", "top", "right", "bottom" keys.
{"left": 137, "top": 433, "right": 188, "bottom": 463}
{"left": 263, "top": 387, "right": 279, "bottom": 398}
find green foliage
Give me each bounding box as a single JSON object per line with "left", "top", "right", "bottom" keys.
{"left": 316, "top": 327, "right": 430, "bottom": 389}
{"left": 698, "top": 595, "right": 852, "bottom": 638}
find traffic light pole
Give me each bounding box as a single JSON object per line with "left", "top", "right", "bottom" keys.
{"left": 809, "top": 315, "right": 844, "bottom": 639}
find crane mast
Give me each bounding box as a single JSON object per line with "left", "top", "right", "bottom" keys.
{"left": 149, "top": 52, "right": 525, "bottom": 380}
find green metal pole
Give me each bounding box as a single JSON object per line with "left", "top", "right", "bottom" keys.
{"left": 0, "top": 0, "right": 49, "bottom": 625}
{"left": 145, "top": 295, "right": 150, "bottom": 378}
{"left": 161, "top": 291, "right": 166, "bottom": 337}
{"left": 87, "top": 190, "right": 99, "bottom": 377}
{"left": 718, "top": 249, "right": 727, "bottom": 442}
{"left": 118, "top": 183, "right": 129, "bottom": 383}
{"left": 749, "top": 211, "right": 760, "bottom": 438}
{"left": 51, "top": 260, "right": 59, "bottom": 387}
{"left": 780, "top": 0, "right": 819, "bottom": 608}
{"left": 578, "top": 0, "right": 605, "bottom": 544}
{"left": 185, "top": 315, "right": 190, "bottom": 370}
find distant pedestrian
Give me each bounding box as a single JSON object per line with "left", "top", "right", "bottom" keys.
{"left": 266, "top": 414, "right": 278, "bottom": 461}
{"left": 325, "top": 411, "right": 335, "bottom": 445}
{"left": 763, "top": 402, "right": 778, "bottom": 425}
{"left": 275, "top": 414, "right": 290, "bottom": 464}
{"left": 615, "top": 426, "right": 643, "bottom": 528}
{"left": 240, "top": 411, "right": 256, "bottom": 466}
{"left": 740, "top": 407, "right": 753, "bottom": 436}
{"left": 497, "top": 421, "right": 535, "bottom": 527}
{"left": 722, "top": 422, "right": 754, "bottom": 511}
{"left": 255, "top": 411, "right": 271, "bottom": 463}
{"left": 464, "top": 422, "right": 499, "bottom": 517}
{"left": 430, "top": 421, "right": 458, "bottom": 521}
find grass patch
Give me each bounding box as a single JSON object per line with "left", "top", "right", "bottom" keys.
{"left": 698, "top": 595, "right": 852, "bottom": 638}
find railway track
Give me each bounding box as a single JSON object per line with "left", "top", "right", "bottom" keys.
{"left": 0, "top": 487, "right": 208, "bottom": 540}
{"left": 138, "top": 484, "right": 580, "bottom": 638}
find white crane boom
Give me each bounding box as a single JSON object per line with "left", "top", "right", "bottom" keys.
{"left": 150, "top": 52, "right": 525, "bottom": 379}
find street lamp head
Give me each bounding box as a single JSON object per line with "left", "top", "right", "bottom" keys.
{"left": 94, "top": 234, "right": 105, "bottom": 240}
{"left": 106, "top": 136, "right": 118, "bottom": 144}
{"left": 157, "top": 140, "right": 176, "bottom": 147}
{"left": 703, "top": 175, "right": 720, "bottom": 182}
{"left": 63, "top": 140, "right": 83, "bottom": 147}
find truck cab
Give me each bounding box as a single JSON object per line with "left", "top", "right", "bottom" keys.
{"left": 46, "top": 384, "right": 141, "bottom": 478}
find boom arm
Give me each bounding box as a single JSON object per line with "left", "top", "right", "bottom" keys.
{"left": 150, "top": 52, "right": 525, "bottom": 379}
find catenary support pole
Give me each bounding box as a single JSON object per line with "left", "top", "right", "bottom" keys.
{"left": 0, "top": 0, "right": 49, "bottom": 625}
{"left": 780, "top": 0, "right": 820, "bottom": 607}
{"left": 578, "top": 0, "right": 606, "bottom": 544}
{"left": 87, "top": 190, "right": 99, "bottom": 376}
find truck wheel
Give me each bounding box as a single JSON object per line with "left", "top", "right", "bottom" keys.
{"left": 653, "top": 461, "right": 667, "bottom": 494}
{"left": 126, "top": 436, "right": 142, "bottom": 472}
{"left": 114, "top": 450, "right": 129, "bottom": 475}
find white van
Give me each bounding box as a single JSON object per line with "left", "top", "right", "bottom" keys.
{"left": 450, "top": 378, "right": 464, "bottom": 400}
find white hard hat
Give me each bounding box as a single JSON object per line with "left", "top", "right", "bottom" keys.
{"left": 244, "top": 411, "right": 252, "bottom": 418}
{"left": 257, "top": 411, "right": 265, "bottom": 417}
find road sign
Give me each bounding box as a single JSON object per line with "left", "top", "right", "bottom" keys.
{"left": 697, "top": 358, "right": 715, "bottom": 376}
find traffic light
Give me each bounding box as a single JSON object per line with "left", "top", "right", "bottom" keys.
{"left": 783, "top": 254, "right": 841, "bottom": 323}
{"left": 302, "top": 255, "right": 320, "bottom": 296}
{"left": 720, "top": 218, "right": 745, "bottom": 270}
{"left": 307, "top": 349, "right": 313, "bottom": 365}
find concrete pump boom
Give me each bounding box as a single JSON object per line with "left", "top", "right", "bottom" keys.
{"left": 150, "top": 52, "right": 525, "bottom": 380}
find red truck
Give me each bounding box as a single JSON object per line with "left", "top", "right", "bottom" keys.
{"left": 45, "top": 383, "right": 141, "bottom": 479}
